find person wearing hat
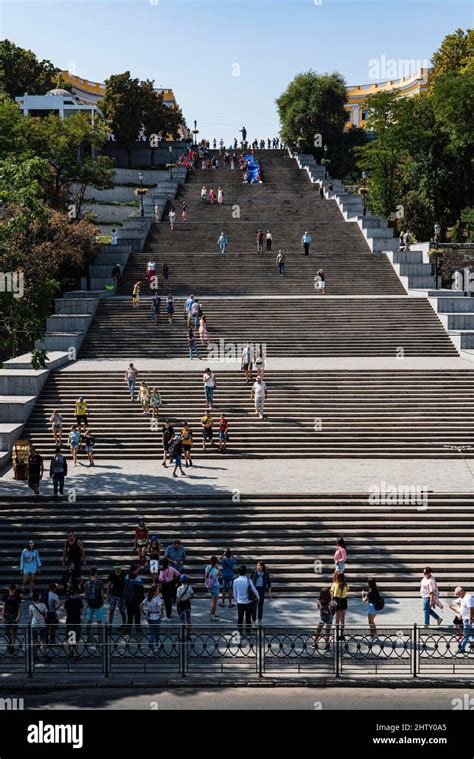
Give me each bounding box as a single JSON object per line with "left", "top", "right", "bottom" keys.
{"left": 177, "top": 574, "right": 194, "bottom": 638}
{"left": 448, "top": 587, "right": 474, "bottom": 653}
{"left": 171, "top": 433, "right": 186, "bottom": 478}
{"left": 20, "top": 540, "right": 42, "bottom": 596}
{"left": 74, "top": 396, "right": 88, "bottom": 430}
{"left": 107, "top": 565, "right": 126, "bottom": 626}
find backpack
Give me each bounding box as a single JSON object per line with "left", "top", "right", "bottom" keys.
{"left": 85, "top": 580, "right": 102, "bottom": 609}
{"left": 52, "top": 455, "right": 65, "bottom": 474}
{"left": 373, "top": 595, "right": 385, "bottom": 612}
{"left": 320, "top": 604, "right": 333, "bottom": 624}
{"left": 205, "top": 568, "right": 217, "bottom": 590}
{"left": 122, "top": 577, "right": 144, "bottom": 604}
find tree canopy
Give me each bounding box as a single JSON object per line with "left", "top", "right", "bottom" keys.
{"left": 0, "top": 39, "right": 71, "bottom": 98}
{"left": 276, "top": 70, "right": 367, "bottom": 179}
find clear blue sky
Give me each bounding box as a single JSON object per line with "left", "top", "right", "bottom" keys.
{"left": 2, "top": 0, "right": 472, "bottom": 142}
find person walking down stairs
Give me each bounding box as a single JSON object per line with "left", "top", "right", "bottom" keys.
{"left": 251, "top": 375, "right": 268, "bottom": 420}
{"left": 168, "top": 207, "right": 176, "bottom": 230}
{"left": 256, "top": 229, "right": 264, "bottom": 254}
{"left": 217, "top": 186, "right": 224, "bottom": 205}
{"left": 218, "top": 231, "right": 228, "bottom": 254}
{"left": 132, "top": 281, "right": 141, "bottom": 308}
{"left": 124, "top": 363, "right": 138, "bottom": 400}
{"left": 276, "top": 250, "right": 285, "bottom": 277}
{"left": 241, "top": 342, "right": 254, "bottom": 383}
{"left": 266, "top": 229, "right": 272, "bottom": 252}
{"left": 49, "top": 447, "right": 68, "bottom": 497}
{"left": 301, "top": 230, "right": 312, "bottom": 256}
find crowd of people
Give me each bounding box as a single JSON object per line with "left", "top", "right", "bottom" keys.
{"left": 2, "top": 531, "right": 472, "bottom": 658}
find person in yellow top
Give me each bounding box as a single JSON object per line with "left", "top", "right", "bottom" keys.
{"left": 74, "top": 396, "right": 88, "bottom": 430}
{"left": 330, "top": 571, "right": 349, "bottom": 630}
{"left": 181, "top": 421, "right": 193, "bottom": 467}
{"left": 200, "top": 410, "right": 214, "bottom": 451}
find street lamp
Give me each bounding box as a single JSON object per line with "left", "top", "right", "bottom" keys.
{"left": 432, "top": 223, "right": 442, "bottom": 290}
{"left": 138, "top": 171, "right": 144, "bottom": 217}
{"left": 361, "top": 170, "right": 368, "bottom": 216}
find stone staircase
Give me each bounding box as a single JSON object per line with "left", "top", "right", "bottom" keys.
{"left": 0, "top": 493, "right": 472, "bottom": 595}
{"left": 79, "top": 296, "right": 458, "bottom": 359}
{"left": 117, "top": 150, "right": 406, "bottom": 296}
{"left": 23, "top": 369, "right": 474, "bottom": 459}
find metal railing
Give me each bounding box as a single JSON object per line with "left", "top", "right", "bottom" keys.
{"left": 1, "top": 624, "right": 472, "bottom": 680}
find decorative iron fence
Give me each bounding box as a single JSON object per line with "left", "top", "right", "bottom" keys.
{"left": 1, "top": 625, "right": 473, "bottom": 680}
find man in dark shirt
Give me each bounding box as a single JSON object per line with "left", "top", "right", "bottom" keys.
{"left": 107, "top": 565, "right": 126, "bottom": 626}
{"left": 27, "top": 447, "right": 44, "bottom": 497}
{"left": 1, "top": 585, "right": 21, "bottom": 653}
{"left": 162, "top": 420, "right": 175, "bottom": 468}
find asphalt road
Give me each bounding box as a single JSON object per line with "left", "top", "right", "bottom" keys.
{"left": 24, "top": 686, "right": 473, "bottom": 710}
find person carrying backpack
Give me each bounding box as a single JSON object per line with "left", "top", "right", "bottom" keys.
{"left": 313, "top": 587, "right": 334, "bottom": 651}
{"left": 84, "top": 567, "right": 104, "bottom": 639}
{"left": 176, "top": 575, "right": 194, "bottom": 638}
{"left": 49, "top": 447, "right": 68, "bottom": 496}
{"left": 122, "top": 565, "right": 145, "bottom": 633}
{"left": 361, "top": 578, "right": 384, "bottom": 637}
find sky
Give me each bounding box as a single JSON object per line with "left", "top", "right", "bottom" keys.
{"left": 1, "top": 0, "right": 472, "bottom": 143}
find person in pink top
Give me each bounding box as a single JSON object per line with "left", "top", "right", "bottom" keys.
{"left": 158, "top": 558, "right": 180, "bottom": 620}
{"left": 334, "top": 538, "right": 347, "bottom": 572}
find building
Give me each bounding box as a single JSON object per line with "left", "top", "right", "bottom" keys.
{"left": 62, "top": 72, "right": 177, "bottom": 110}
{"left": 62, "top": 71, "right": 188, "bottom": 139}
{"left": 15, "top": 88, "right": 103, "bottom": 122}
{"left": 345, "top": 69, "right": 430, "bottom": 129}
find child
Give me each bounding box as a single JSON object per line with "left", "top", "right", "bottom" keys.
{"left": 149, "top": 387, "right": 162, "bottom": 418}
{"left": 138, "top": 382, "right": 150, "bottom": 414}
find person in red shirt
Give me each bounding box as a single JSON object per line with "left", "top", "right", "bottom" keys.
{"left": 219, "top": 414, "right": 229, "bottom": 453}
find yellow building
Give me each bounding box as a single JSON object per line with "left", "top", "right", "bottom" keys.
{"left": 62, "top": 71, "right": 178, "bottom": 110}
{"left": 345, "top": 68, "right": 430, "bottom": 128}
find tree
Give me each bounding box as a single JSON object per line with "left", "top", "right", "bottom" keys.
{"left": 0, "top": 158, "right": 97, "bottom": 357}
{"left": 355, "top": 91, "right": 405, "bottom": 218}
{"left": 141, "top": 82, "right": 185, "bottom": 165}
{"left": 21, "top": 112, "right": 114, "bottom": 211}
{"left": 276, "top": 71, "right": 347, "bottom": 160}
{"left": 429, "top": 28, "right": 474, "bottom": 83}
{"left": 102, "top": 72, "right": 185, "bottom": 165}
{"left": 102, "top": 72, "right": 144, "bottom": 165}
{"left": 0, "top": 39, "right": 69, "bottom": 99}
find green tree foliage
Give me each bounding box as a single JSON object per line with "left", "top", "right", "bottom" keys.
{"left": 0, "top": 158, "right": 97, "bottom": 357}
{"left": 429, "top": 28, "right": 474, "bottom": 82}
{"left": 0, "top": 99, "right": 115, "bottom": 212}
{"left": 276, "top": 70, "right": 367, "bottom": 179}
{"left": 0, "top": 39, "right": 70, "bottom": 98}
{"left": 102, "top": 72, "right": 185, "bottom": 164}
{"left": 356, "top": 29, "right": 473, "bottom": 240}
